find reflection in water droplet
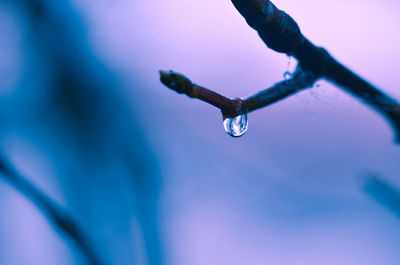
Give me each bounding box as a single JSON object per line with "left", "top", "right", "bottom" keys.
{"left": 223, "top": 113, "right": 248, "bottom": 137}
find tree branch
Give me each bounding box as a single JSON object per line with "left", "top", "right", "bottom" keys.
{"left": 160, "top": 67, "right": 316, "bottom": 118}
{"left": 0, "top": 156, "right": 105, "bottom": 265}
{"left": 160, "top": 0, "right": 400, "bottom": 142}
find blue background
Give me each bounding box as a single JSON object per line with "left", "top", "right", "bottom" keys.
{"left": 0, "top": 0, "right": 399, "bottom": 264}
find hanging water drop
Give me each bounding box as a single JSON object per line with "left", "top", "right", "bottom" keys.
{"left": 223, "top": 113, "right": 248, "bottom": 137}
{"left": 283, "top": 71, "right": 292, "bottom": 80}
{"left": 283, "top": 56, "right": 297, "bottom": 80}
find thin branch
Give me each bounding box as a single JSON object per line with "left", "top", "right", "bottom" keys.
{"left": 160, "top": 0, "right": 400, "bottom": 142}
{"left": 0, "top": 156, "right": 105, "bottom": 265}
{"left": 243, "top": 67, "right": 316, "bottom": 113}
{"left": 159, "top": 70, "right": 239, "bottom": 117}
{"left": 160, "top": 67, "right": 316, "bottom": 118}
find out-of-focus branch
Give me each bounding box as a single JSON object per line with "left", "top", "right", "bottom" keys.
{"left": 160, "top": 67, "right": 316, "bottom": 118}
{"left": 160, "top": 0, "right": 400, "bottom": 142}
{"left": 0, "top": 156, "right": 105, "bottom": 265}
{"left": 364, "top": 175, "right": 400, "bottom": 218}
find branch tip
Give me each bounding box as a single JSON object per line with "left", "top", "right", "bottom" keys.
{"left": 159, "top": 70, "right": 192, "bottom": 94}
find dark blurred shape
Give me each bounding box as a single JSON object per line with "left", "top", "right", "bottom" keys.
{"left": 3, "top": 0, "right": 165, "bottom": 264}
{"left": 0, "top": 154, "right": 105, "bottom": 265}
{"left": 364, "top": 175, "right": 400, "bottom": 218}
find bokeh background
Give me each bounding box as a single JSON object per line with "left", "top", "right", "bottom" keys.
{"left": 0, "top": 0, "right": 400, "bottom": 264}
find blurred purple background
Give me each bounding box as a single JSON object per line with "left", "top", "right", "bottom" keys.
{"left": 0, "top": 0, "right": 400, "bottom": 264}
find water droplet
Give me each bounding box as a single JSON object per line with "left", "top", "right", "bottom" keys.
{"left": 283, "top": 71, "right": 292, "bottom": 80}
{"left": 223, "top": 113, "right": 248, "bottom": 137}
{"left": 283, "top": 56, "right": 297, "bottom": 80}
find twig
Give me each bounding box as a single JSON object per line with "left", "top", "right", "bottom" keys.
{"left": 160, "top": 67, "right": 316, "bottom": 118}
{"left": 160, "top": 0, "right": 400, "bottom": 142}
{"left": 0, "top": 156, "right": 105, "bottom": 265}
